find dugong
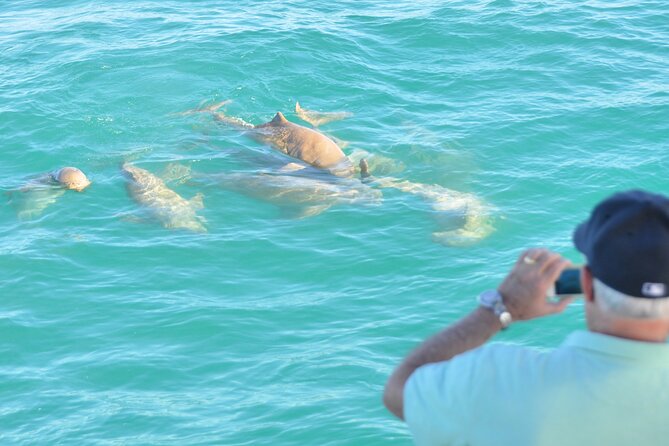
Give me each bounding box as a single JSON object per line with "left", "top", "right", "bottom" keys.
{"left": 190, "top": 101, "right": 356, "bottom": 177}
{"left": 9, "top": 167, "right": 91, "bottom": 219}
{"left": 122, "top": 162, "right": 206, "bottom": 233}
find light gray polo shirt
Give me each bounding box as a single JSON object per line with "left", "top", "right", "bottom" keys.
{"left": 404, "top": 330, "right": 669, "bottom": 446}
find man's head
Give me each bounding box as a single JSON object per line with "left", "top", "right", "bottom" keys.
{"left": 56, "top": 167, "right": 91, "bottom": 192}
{"left": 574, "top": 190, "right": 669, "bottom": 340}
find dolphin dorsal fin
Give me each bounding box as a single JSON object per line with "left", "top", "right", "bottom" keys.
{"left": 271, "top": 112, "right": 288, "bottom": 124}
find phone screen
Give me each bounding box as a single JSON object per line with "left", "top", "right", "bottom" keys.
{"left": 555, "top": 268, "right": 582, "bottom": 295}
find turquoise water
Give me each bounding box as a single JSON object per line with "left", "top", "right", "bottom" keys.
{"left": 1, "top": 1, "right": 668, "bottom": 444}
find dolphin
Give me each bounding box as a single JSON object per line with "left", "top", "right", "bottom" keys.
{"left": 52, "top": 167, "right": 92, "bottom": 192}
{"left": 8, "top": 167, "right": 92, "bottom": 220}
{"left": 122, "top": 162, "right": 206, "bottom": 232}
{"left": 189, "top": 101, "right": 356, "bottom": 178}
{"left": 372, "top": 177, "right": 494, "bottom": 246}
{"left": 198, "top": 165, "right": 382, "bottom": 219}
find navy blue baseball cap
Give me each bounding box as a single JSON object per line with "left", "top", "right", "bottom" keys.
{"left": 573, "top": 190, "right": 669, "bottom": 298}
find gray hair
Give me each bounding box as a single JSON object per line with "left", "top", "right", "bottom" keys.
{"left": 594, "top": 279, "right": 669, "bottom": 319}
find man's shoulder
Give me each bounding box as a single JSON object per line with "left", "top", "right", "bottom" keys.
{"left": 404, "top": 341, "right": 553, "bottom": 445}
{"left": 455, "top": 340, "right": 548, "bottom": 368}
{"left": 409, "top": 340, "right": 550, "bottom": 391}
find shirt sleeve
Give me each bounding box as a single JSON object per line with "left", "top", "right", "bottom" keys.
{"left": 403, "top": 343, "right": 545, "bottom": 446}
{"left": 403, "top": 351, "right": 479, "bottom": 446}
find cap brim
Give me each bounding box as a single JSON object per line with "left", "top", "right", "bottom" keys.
{"left": 572, "top": 220, "right": 590, "bottom": 256}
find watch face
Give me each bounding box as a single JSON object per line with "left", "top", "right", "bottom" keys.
{"left": 479, "top": 289, "right": 501, "bottom": 307}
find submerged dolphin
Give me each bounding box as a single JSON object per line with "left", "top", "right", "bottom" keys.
{"left": 199, "top": 165, "right": 382, "bottom": 218}
{"left": 372, "top": 177, "right": 494, "bottom": 246}
{"left": 190, "top": 101, "right": 356, "bottom": 177}
{"left": 122, "top": 162, "right": 206, "bottom": 232}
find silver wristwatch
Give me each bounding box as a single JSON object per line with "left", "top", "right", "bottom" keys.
{"left": 478, "top": 289, "right": 512, "bottom": 328}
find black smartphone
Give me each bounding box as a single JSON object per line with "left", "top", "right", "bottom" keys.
{"left": 553, "top": 268, "right": 582, "bottom": 295}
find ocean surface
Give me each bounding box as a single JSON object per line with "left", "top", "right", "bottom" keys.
{"left": 1, "top": 0, "right": 667, "bottom": 444}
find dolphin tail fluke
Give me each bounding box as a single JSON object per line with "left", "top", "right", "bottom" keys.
{"left": 295, "top": 101, "right": 352, "bottom": 128}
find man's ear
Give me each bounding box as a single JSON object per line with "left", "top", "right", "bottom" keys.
{"left": 581, "top": 266, "right": 595, "bottom": 302}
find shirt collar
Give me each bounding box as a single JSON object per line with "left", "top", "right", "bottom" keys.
{"left": 562, "top": 330, "right": 669, "bottom": 362}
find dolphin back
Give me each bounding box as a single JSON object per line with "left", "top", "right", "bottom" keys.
{"left": 122, "top": 163, "right": 207, "bottom": 233}
{"left": 254, "top": 114, "right": 350, "bottom": 173}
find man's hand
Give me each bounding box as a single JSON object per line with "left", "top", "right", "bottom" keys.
{"left": 384, "top": 248, "right": 575, "bottom": 421}
{"left": 499, "top": 248, "right": 574, "bottom": 321}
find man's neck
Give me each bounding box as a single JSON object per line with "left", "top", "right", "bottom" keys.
{"left": 587, "top": 322, "right": 669, "bottom": 343}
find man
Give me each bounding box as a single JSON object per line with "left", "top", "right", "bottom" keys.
{"left": 384, "top": 190, "right": 669, "bottom": 445}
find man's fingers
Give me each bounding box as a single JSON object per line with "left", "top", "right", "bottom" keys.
{"left": 548, "top": 296, "right": 575, "bottom": 314}
{"left": 517, "top": 248, "right": 549, "bottom": 267}
{"left": 544, "top": 258, "right": 572, "bottom": 282}
{"left": 530, "top": 249, "right": 550, "bottom": 262}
